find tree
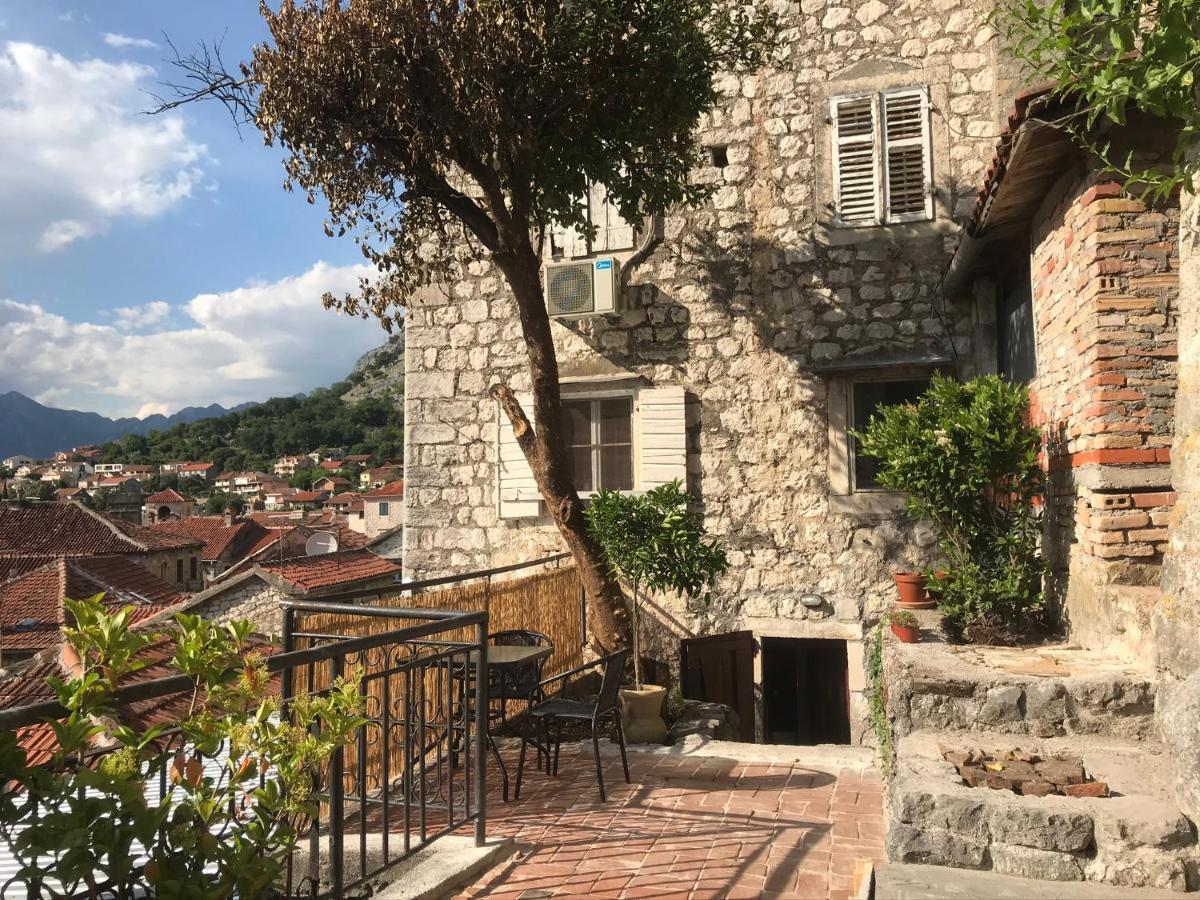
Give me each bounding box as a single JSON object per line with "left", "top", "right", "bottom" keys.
{"left": 161, "top": 0, "right": 778, "bottom": 650}
{"left": 205, "top": 491, "right": 245, "bottom": 516}
{"left": 995, "top": 0, "right": 1199, "bottom": 195}
{"left": 584, "top": 481, "right": 728, "bottom": 687}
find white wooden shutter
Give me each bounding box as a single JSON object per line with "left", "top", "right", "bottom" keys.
{"left": 497, "top": 393, "right": 542, "bottom": 518}
{"left": 881, "top": 88, "right": 933, "bottom": 223}
{"left": 588, "top": 182, "right": 635, "bottom": 252}
{"left": 831, "top": 95, "right": 880, "bottom": 226}
{"left": 638, "top": 386, "right": 687, "bottom": 490}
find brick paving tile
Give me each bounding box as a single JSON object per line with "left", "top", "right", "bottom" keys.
{"left": 452, "top": 745, "right": 883, "bottom": 899}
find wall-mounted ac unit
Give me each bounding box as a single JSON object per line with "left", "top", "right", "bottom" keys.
{"left": 544, "top": 257, "right": 620, "bottom": 319}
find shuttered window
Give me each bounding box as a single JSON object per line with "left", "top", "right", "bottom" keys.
{"left": 830, "top": 87, "right": 932, "bottom": 227}
{"left": 496, "top": 385, "right": 688, "bottom": 518}
{"left": 550, "top": 183, "right": 635, "bottom": 258}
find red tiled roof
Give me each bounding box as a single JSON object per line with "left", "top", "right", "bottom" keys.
{"left": 149, "top": 516, "right": 267, "bottom": 563}
{"left": 325, "top": 492, "right": 359, "bottom": 505}
{"left": 179, "top": 462, "right": 213, "bottom": 472}
{"left": 365, "top": 479, "right": 405, "bottom": 499}
{"left": 258, "top": 549, "right": 400, "bottom": 591}
{"left": 0, "top": 504, "right": 145, "bottom": 558}
{"left": 345, "top": 454, "right": 372, "bottom": 463}
{"left": 318, "top": 460, "right": 343, "bottom": 471}
{"left": 106, "top": 515, "right": 203, "bottom": 552}
{"left": 289, "top": 490, "right": 328, "bottom": 503}
{"left": 145, "top": 489, "right": 194, "bottom": 504}
{"left": 55, "top": 487, "right": 84, "bottom": 499}
{"left": 0, "top": 557, "right": 185, "bottom": 653}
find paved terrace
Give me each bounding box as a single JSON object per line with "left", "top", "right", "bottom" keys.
{"left": 454, "top": 741, "right": 884, "bottom": 899}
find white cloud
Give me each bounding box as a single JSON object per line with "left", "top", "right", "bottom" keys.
{"left": 102, "top": 33, "right": 158, "bottom": 50}
{"left": 0, "top": 262, "right": 390, "bottom": 418}
{"left": 0, "top": 41, "right": 207, "bottom": 255}
{"left": 111, "top": 300, "right": 170, "bottom": 331}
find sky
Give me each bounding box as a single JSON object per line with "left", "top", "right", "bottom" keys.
{"left": 0, "top": 1, "right": 392, "bottom": 418}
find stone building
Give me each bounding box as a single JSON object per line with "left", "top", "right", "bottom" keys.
{"left": 402, "top": 1, "right": 1022, "bottom": 744}
{"left": 398, "top": 2, "right": 1186, "bottom": 754}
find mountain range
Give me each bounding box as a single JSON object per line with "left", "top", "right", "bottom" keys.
{"left": 0, "top": 391, "right": 257, "bottom": 460}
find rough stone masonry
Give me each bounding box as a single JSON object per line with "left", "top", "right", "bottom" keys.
{"left": 402, "top": 0, "right": 1019, "bottom": 744}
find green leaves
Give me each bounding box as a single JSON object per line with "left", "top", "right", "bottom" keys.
{"left": 993, "top": 0, "right": 1200, "bottom": 194}
{"left": 853, "top": 376, "right": 1045, "bottom": 631}
{"left": 584, "top": 479, "right": 729, "bottom": 605}
{"left": 0, "top": 596, "right": 365, "bottom": 897}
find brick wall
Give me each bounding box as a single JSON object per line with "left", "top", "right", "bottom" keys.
{"left": 1029, "top": 159, "right": 1180, "bottom": 656}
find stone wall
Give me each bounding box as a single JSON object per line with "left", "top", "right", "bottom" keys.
{"left": 1158, "top": 142, "right": 1200, "bottom": 824}
{"left": 404, "top": 2, "right": 1013, "bottom": 744}
{"left": 186, "top": 579, "right": 288, "bottom": 637}
{"left": 1025, "top": 164, "right": 1180, "bottom": 657}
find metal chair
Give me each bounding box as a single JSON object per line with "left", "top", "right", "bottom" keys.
{"left": 514, "top": 649, "right": 630, "bottom": 802}
{"left": 488, "top": 629, "right": 554, "bottom": 719}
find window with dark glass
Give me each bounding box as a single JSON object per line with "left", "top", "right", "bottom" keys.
{"left": 563, "top": 397, "right": 634, "bottom": 492}
{"left": 850, "top": 379, "right": 929, "bottom": 491}
{"left": 176, "top": 559, "right": 184, "bottom": 583}
{"left": 190, "top": 556, "right": 198, "bottom": 581}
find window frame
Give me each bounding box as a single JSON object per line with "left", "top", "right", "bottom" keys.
{"left": 829, "top": 86, "right": 933, "bottom": 229}
{"left": 563, "top": 392, "right": 637, "bottom": 497}
{"left": 847, "top": 377, "right": 932, "bottom": 493}
{"left": 378, "top": 501, "right": 390, "bottom": 518}
{"left": 827, "top": 369, "right": 937, "bottom": 516}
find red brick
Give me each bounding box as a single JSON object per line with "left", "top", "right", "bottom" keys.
{"left": 1131, "top": 491, "right": 1177, "bottom": 508}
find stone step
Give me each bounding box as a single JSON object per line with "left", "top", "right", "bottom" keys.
{"left": 875, "top": 863, "right": 1187, "bottom": 899}
{"left": 886, "top": 631, "right": 1157, "bottom": 739}
{"left": 886, "top": 731, "right": 1200, "bottom": 893}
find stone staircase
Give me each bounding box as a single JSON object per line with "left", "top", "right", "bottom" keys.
{"left": 882, "top": 623, "right": 1200, "bottom": 892}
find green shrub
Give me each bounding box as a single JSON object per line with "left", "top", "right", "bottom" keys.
{"left": 854, "top": 375, "right": 1045, "bottom": 637}
{"left": 0, "top": 597, "right": 365, "bottom": 898}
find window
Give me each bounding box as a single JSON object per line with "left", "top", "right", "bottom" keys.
{"left": 176, "top": 559, "right": 184, "bottom": 583}
{"left": 190, "top": 556, "right": 198, "bottom": 581}
{"left": 378, "top": 501, "right": 390, "bottom": 518}
{"left": 831, "top": 87, "right": 932, "bottom": 227}
{"left": 563, "top": 397, "right": 634, "bottom": 493}
{"left": 549, "top": 183, "right": 635, "bottom": 258}
{"left": 850, "top": 379, "right": 929, "bottom": 490}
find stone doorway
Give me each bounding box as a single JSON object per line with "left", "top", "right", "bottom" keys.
{"left": 762, "top": 637, "right": 851, "bottom": 745}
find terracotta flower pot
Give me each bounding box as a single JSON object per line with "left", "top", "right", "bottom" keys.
{"left": 891, "top": 622, "right": 921, "bottom": 643}
{"left": 893, "top": 572, "right": 935, "bottom": 609}
{"left": 620, "top": 685, "right": 668, "bottom": 744}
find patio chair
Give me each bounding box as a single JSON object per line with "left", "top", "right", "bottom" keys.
{"left": 488, "top": 629, "right": 554, "bottom": 720}
{"left": 514, "top": 649, "right": 630, "bottom": 802}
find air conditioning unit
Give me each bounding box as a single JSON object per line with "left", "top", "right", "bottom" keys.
{"left": 544, "top": 257, "right": 620, "bottom": 319}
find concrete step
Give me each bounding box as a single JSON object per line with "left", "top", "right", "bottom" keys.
{"left": 886, "top": 627, "right": 1157, "bottom": 740}
{"left": 886, "top": 731, "right": 1200, "bottom": 893}
{"left": 875, "top": 863, "right": 1187, "bottom": 899}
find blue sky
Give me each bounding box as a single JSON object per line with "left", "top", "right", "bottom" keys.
{"left": 0, "top": 2, "right": 392, "bottom": 417}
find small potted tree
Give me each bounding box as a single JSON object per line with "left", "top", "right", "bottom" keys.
{"left": 887, "top": 609, "right": 921, "bottom": 643}
{"left": 585, "top": 480, "right": 728, "bottom": 742}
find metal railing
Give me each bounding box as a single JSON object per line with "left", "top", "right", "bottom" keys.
{"left": 0, "top": 605, "right": 490, "bottom": 900}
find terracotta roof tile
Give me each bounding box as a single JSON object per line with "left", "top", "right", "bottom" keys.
{"left": 0, "top": 504, "right": 145, "bottom": 558}
{"left": 145, "top": 489, "right": 194, "bottom": 504}
{"left": 258, "top": 549, "right": 400, "bottom": 591}
{"left": 149, "top": 516, "right": 268, "bottom": 563}
{"left": 365, "top": 479, "right": 405, "bottom": 499}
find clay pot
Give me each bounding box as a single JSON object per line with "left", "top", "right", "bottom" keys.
{"left": 893, "top": 572, "right": 935, "bottom": 609}
{"left": 620, "top": 685, "right": 668, "bottom": 744}
{"left": 891, "top": 622, "right": 921, "bottom": 643}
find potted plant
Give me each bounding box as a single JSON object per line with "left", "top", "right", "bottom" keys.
{"left": 892, "top": 572, "right": 934, "bottom": 609}
{"left": 585, "top": 480, "right": 728, "bottom": 743}
{"left": 854, "top": 375, "right": 1046, "bottom": 643}
{"left": 887, "top": 609, "right": 921, "bottom": 643}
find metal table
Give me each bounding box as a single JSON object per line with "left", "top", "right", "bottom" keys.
{"left": 457, "top": 643, "right": 554, "bottom": 801}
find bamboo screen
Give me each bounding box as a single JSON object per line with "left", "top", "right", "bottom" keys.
{"left": 292, "top": 564, "right": 583, "bottom": 803}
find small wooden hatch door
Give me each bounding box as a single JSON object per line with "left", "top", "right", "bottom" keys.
{"left": 679, "top": 630, "right": 757, "bottom": 742}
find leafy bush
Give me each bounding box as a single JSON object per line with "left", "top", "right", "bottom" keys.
{"left": 886, "top": 609, "right": 919, "bottom": 629}
{"left": 585, "top": 480, "right": 728, "bottom": 687}
{"left": 854, "top": 375, "right": 1045, "bottom": 637}
{"left": 0, "top": 597, "right": 364, "bottom": 898}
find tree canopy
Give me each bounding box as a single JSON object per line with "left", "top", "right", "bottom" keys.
{"left": 996, "top": 0, "right": 1200, "bottom": 194}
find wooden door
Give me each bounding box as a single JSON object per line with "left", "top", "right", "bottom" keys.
{"left": 680, "top": 631, "right": 756, "bottom": 742}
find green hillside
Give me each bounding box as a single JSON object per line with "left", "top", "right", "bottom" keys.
{"left": 99, "top": 335, "right": 405, "bottom": 474}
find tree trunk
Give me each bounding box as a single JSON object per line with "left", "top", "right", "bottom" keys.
{"left": 490, "top": 245, "right": 631, "bottom": 653}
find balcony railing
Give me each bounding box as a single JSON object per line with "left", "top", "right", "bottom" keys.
{"left": 0, "top": 604, "right": 491, "bottom": 900}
